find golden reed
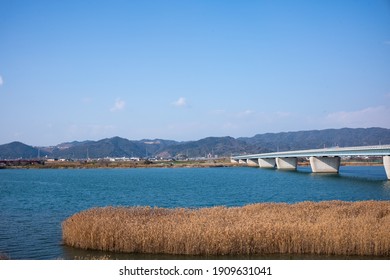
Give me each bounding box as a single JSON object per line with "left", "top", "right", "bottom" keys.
{"left": 62, "top": 201, "right": 390, "bottom": 256}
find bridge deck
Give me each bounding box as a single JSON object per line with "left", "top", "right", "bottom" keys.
{"left": 232, "top": 145, "right": 390, "bottom": 160}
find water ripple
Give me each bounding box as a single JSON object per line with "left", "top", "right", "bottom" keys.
{"left": 0, "top": 167, "right": 389, "bottom": 259}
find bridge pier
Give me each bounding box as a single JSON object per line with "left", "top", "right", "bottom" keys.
{"left": 309, "top": 156, "right": 340, "bottom": 173}
{"left": 276, "top": 157, "right": 297, "bottom": 170}
{"left": 247, "top": 158, "right": 259, "bottom": 166}
{"left": 232, "top": 145, "right": 390, "bottom": 179}
{"left": 384, "top": 156, "right": 390, "bottom": 180}
{"left": 258, "top": 158, "right": 276, "bottom": 168}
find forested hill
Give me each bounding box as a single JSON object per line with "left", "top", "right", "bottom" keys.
{"left": 1, "top": 127, "right": 389, "bottom": 159}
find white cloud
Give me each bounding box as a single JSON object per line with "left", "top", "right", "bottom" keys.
{"left": 110, "top": 98, "right": 126, "bottom": 112}
{"left": 0, "top": 75, "right": 3, "bottom": 86}
{"left": 324, "top": 106, "right": 390, "bottom": 128}
{"left": 172, "top": 97, "right": 187, "bottom": 107}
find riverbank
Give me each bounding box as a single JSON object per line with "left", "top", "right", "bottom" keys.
{"left": 0, "top": 159, "right": 235, "bottom": 169}
{"left": 62, "top": 201, "right": 390, "bottom": 258}
{"left": 0, "top": 158, "right": 384, "bottom": 169}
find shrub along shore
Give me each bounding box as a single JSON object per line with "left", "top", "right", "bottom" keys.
{"left": 62, "top": 201, "right": 390, "bottom": 257}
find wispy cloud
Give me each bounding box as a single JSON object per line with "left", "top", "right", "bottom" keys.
{"left": 209, "top": 109, "right": 226, "bottom": 115}
{"left": 110, "top": 98, "right": 126, "bottom": 112}
{"left": 324, "top": 106, "right": 390, "bottom": 128}
{"left": 0, "top": 75, "right": 3, "bottom": 86}
{"left": 81, "top": 97, "right": 93, "bottom": 104}
{"left": 275, "top": 111, "right": 291, "bottom": 118}
{"left": 237, "top": 109, "right": 255, "bottom": 117}
{"left": 67, "top": 124, "right": 115, "bottom": 139}
{"left": 172, "top": 97, "right": 187, "bottom": 108}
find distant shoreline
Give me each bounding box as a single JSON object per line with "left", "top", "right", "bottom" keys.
{"left": 0, "top": 159, "right": 235, "bottom": 169}
{"left": 0, "top": 158, "right": 385, "bottom": 169}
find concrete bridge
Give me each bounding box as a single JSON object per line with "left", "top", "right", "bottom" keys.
{"left": 231, "top": 145, "right": 390, "bottom": 179}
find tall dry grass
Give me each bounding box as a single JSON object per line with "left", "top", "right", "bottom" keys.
{"left": 62, "top": 201, "right": 390, "bottom": 256}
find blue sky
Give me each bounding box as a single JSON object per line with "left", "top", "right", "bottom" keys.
{"left": 0, "top": 0, "right": 389, "bottom": 146}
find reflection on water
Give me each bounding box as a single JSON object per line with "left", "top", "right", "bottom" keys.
{"left": 382, "top": 180, "right": 390, "bottom": 189}
{"left": 61, "top": 245, "right": 389, "bottom": 260}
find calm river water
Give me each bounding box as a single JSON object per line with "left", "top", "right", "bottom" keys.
{"left": 1, "top": 166, "right": 389, "bottom": 260}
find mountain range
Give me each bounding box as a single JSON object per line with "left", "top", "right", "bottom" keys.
{"left": 1, "top": 127, "right": 390, "bottom": 160}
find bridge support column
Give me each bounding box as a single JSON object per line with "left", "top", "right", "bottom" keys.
{"left": 247, "top": 158, "right": 259, "bottom": 166}
{"left": 276, "top": 157, "right": 297, "bottom": 170}
{"left": 258, "top": 158, "right": 276, "bottom": 168}
{"left": 309, "top": 156, "right": 340, "bottom": 173}
{"left": 384, "top": 156, "right": 390, "bottom": 180}
{"left": 239, "top": 159, "right": 247, "bottom": 164}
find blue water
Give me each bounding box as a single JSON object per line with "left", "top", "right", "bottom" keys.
{"left": 0, "top": 166, "right": 389, "bottom": 259}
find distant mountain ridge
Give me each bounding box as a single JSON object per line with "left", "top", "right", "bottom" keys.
{"left": 1, "top": 127, "right": 390, "bottom": 160}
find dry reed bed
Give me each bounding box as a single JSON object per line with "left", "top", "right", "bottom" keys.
{"left": 62, "top": 201, "right": 390, "bottom": 256}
